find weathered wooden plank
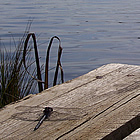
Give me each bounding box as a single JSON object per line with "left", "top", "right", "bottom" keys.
{"left": 0, "top": 63, "right": 140, "bottom": 140}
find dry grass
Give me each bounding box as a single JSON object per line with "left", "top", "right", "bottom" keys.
{"left": 0, "top": 25, "right": 37, "bottom": 108}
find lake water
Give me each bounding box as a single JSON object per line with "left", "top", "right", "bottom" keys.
{"left": 1, "top": 0, "right": 140, "bottom": 87}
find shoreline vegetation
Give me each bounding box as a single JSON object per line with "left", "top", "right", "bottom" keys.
{"left": 0, "top": 27, "right": 64, "bottom": 108}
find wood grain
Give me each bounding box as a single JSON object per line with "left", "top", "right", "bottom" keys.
{"left": 0, "top": 63, "right": 140, "bottom": 140}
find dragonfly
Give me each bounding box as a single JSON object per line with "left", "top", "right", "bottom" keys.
{"left": 34, "top": 107, "right": 53, "bottom": 131}
{"left": 12, "top": 105, "right": 88, "bottom": 131}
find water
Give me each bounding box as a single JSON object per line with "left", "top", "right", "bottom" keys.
{"left": 1, "top": 0, "right": 140, "bottom": 87}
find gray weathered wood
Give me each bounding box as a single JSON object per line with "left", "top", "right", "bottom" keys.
{"left": 124, "top": 128, "right": 140, "bottom": 140}
{"left": 0, "top": 63, "right": 140, "bottom": 140}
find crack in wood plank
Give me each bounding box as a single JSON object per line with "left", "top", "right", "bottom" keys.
{"left": 55, "top": 91, "right": 140, "bottom": 139}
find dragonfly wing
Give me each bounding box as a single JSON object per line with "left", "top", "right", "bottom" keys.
{"left": 11, "top": 111, "right": 44, "bottom": 121}
{"left": 15, "top": 106, "right": 85, "bottom": 116}
{"left": 52, "top": 107, "right": 86, "bottom": 116}
{"left": 48, "top": 111, "right": 81, "bottom": 121}
{"left": 13, "top": 106, "right": 86, "bottom": 121}
{"left": 15, "top": 105, "right": 42, "bottom": 112}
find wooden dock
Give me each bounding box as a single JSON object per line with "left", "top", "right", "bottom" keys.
{"left": 0, "top": 63, "right": 140, "bottom": 140}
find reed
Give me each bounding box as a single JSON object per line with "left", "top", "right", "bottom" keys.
{"left": 23, "top": 33, "right": 64, "bottom": 92}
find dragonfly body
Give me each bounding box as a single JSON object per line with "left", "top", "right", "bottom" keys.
{"left": 34, "top": 107, "right": 53, "bottom": 131}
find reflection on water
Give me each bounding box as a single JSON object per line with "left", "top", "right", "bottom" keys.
{"left": 1, "top": 0, "right": 140, "bottom": 87}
